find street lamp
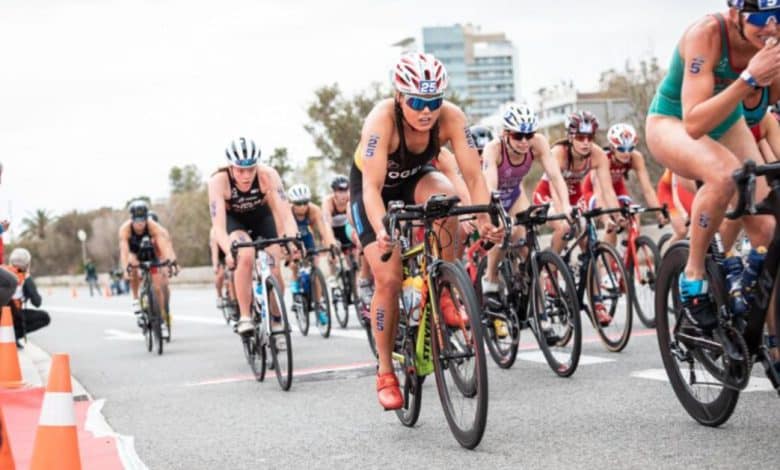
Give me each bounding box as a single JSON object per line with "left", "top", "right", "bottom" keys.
{"left": 77, "top": 229, "right": 87, "bottom": 265}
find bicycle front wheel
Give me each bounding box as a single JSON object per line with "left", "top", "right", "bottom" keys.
{"left": 631, "top": 235, "right": 661, "bottom": 328}
{"left": 532, "top": 250, "right": 581, "bottom": 377}
{"left": 267, "top": 275, "right": 293, "bottom": 391}
{"left": 587, "top": 242, "right": 633, "bottom": 352}
{"left": 333, "top": 269, "right": 350, "bottom": 328}
{"left": 430, "top": 261, "right": 488, "bottom": 450}
{"left": 475, "top": 257, "right": 520, "bottom": 369}
{"left": 655, "top": 241, "right": 739, "bottom": 426}
{"left": 148, "top": 288, "right": 164, "bottom": 355}
{"left": 312, "top": 267, "right": 332, "bottom": 338}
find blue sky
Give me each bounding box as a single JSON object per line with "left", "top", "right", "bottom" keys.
{"left": 0, "top": 0, "right": 715, "bottom": 235}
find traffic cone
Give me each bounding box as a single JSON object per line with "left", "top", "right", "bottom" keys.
{"left": 0, "top": 406, "right": 15, "bottom": 469}
{"left": 30, "top": 354, "right": 82, "bottom": 470}
{"left": 0, "top": 307, "right": 23, "bottom": 389}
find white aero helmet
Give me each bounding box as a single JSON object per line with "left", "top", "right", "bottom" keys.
{"left": 225, "top": 137, "right": 260, "bottom": 167}
{"left": 607, "top": 123, "right": 638, "bottom": 151}
{"left": 288, "top": 184, "right": 311, "bottom": 204}
{"left": 10, "top": 248, "right": 31, "bottom": 270}
{"left": 393, "top": 52, "right": 449, "bottom": 96}
{"left": 502, "top": 104, "right": 538, "bottom": 133}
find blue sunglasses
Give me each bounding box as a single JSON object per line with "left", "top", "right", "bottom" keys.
{"left": 743, "top": 10, "right": 780, "bottom": 27}
{"left": 616, "top": 145, "right": 635, "bottom": 153}
{"left": 404, "top": 94, "right": 444, "bottom": 111}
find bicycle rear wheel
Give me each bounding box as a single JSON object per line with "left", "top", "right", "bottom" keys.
{"left": 312, "top": 267, "right": 332, "bottom": 338}
{"left": 657, "top": 232, "right": 673, "bottom": 254}
{"left": 532, "top": 250, "right": 581, "bottom": 377}
{"left": 430, "top": 261, "right": 488, "bottom": 449}
{"left": 587, "top": 242, "right": 633, "bottom": 352}
{"left": 630, "top": 235, "right": 661, "bottom": 328}
{"left": 267, "top": 275, "right": 293, "bottom": 391}
{"left": 148, "top": 288, "right": 164, "bottom": 355}
{"left": 475, "top": 257, "right": 520, "bottom": 369}
{"left": 654, "top": 241, "right": 739, "bottom": 426}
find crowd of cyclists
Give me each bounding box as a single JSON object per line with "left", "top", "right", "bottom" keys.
{"left": 106, "top": 0, "right": 780, "bottom": 448}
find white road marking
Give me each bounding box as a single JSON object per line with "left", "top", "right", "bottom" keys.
{"left": 516, "top": 350, "right": 615, "bottom": 365}
{"left": 86, "top": 399, "right": 149, "bottom": 470}
{"left": 104, "top": 329, "right": 144, "bottom": 341}
{"left": 631, "top": 368, "right": 777, "bottom": 393}
{"left": 47, "top": 305, "right": 223, "bottom": 325}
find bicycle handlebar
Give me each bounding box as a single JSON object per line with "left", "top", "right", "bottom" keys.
{"left": 230, "top": 234, "right": 304, "bottom": 257}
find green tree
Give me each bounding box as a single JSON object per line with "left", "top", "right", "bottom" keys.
{"left": 166, "top": 187, "right": 210, "bottom": 267}
{"left": 169, "top": 164, "right": 203, "bottom": 194}
{"left": 305, "top": 83, "right": 386, "bottom": 174}
{"left": 267, "top": 147, "right": 294, "bottom": 187}
{"left": 20, "top": 209, "right": 55, "bottom": 240}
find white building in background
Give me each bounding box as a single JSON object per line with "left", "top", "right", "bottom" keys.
{"left": 421, "top": 24, "right": 519, "bottom": 121}
{"left": 534, "top": 82, "right": 633, "bottom": 136}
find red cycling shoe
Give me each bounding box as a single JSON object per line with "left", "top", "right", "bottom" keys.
{"left": 594, "top": 303, "right": 612, "bottom": 327}
{"left": 376, "top": 372, "right": 403, "bottom": 410}
{"left": 439, "top": 291, "right": 468, "bottom": 328}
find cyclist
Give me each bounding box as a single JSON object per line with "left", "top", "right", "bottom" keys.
{"left": 581, "top": 123, "right": 667, "bottom": 248}
{"left": 657, "top": 169, "right": 696, "bottom": 245}
{"left": 481, "top": 104, "right": 572, "bottom": 335}
{"left": 468, "top": 124, "right": 494, "bottom": 159}
{"left": 119, "top": 200, "right": 178, "bottom": 330}
{"left": 645, "top": 0, "right": 780, "bottom": 332}
{"left": 208, "top": 137, "right": 300, "bottom": 336}
{"left": 287, "top": 183, "right": 338, "bottom": 292}
{"left": 351, "top": 52, "right": 502, "bottom": 410}
{"left": 209, "top": 226, "right": 229, "bottom": 308}
{"left": 532, "top": 111, "right": 624, "bottom": 254}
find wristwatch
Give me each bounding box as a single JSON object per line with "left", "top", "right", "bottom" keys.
{"left": 740, "top": 69, "right": 760, "bottom": 88}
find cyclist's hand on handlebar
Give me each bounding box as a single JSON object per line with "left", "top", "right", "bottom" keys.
{"left": 225, "top": 252, "right": 236, "bottom": 270}
{"left": 377, "top": 228, "right": 395, "bottom": 255}
{"left": 657, "top": 212, "right": 669, "bottom": 227}
{"left": 477, "top": 213, "right": 503, "bottom": 245}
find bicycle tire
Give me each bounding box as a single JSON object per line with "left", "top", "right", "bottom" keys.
{"left": 587, "top": 242, "right": 633, "bottom": 352}
{"left": 142, "top": 287, "right": 153, "bottom": 353}
{"left": 532, "top": 250, "right": 581, "bottom": 377}
{"left": 149, "top": 288, "right": 163, "bottom": 355}
{"left": 475, "top": 257, "right": 520, "bottom": 369}
{"left": 247, "top": 315, "right": 267, "bottom": 382}
{"left": 630, "top": 235, "right": 661, "bottom": 329}
{"left": 430, "top": 261, "right": 488, "bottom": 449}
{"left": 312, "top": 267, "right": 332, "bottom": 338}
{"left": 657, "top": 232, "right": 673, "bottom": 254}
{"left": 267, "top": 275, "right": 293, "bottom": 391}
{"left": 293, "top": 291, "right": 310, "bottom": 336}
{"left": 334, "top": 267, "right": 350, "bottom": 328}
{"left": 654, "top": 241, "right": 739, "bottom": 426}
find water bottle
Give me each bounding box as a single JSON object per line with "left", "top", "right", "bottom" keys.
{"left": 402, "top": 275, "right": 424, "bottom": 326}
{"left": 300, "top": 267, "right": 311, "bottom": 295}
{"left": 722, "top": 254, "right": 747, "bottom": 316}
{"left": 742, "top": 246, "right": 767, "bottom": 305}
{"left": 255, "top": 280, "right": 266, "bottom": 319}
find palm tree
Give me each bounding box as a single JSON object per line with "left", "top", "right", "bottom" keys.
{"left": 20, "top": 209, "right": 54, "bottom": 240}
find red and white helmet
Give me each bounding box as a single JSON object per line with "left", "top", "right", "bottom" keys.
{"left": 607, "top": 123, "right": 638, "bottom": 149}
{"left": 393, "top": 52, "right": 448, "bottom": 96}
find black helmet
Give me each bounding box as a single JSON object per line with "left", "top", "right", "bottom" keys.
{"left": 469, "top": 125, "right": 494, "bottom": 153}
{"left": 129, "top": 200, "right": 149, "bottom": 222}
{"left": 330, "top": 174, "right": 349, "bottom": 191}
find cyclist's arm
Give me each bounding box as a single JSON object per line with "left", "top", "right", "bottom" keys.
{"left": 437, "top": 146, "right": 471, "bottom": 205}
{"left": 208, "top": 173, "right": 231, "bottom": 255}
{"left": 321, "top": 195, "right": 334, "bottom": 226}
{"left": 310, "top": 203, "right": 337, "bottom": 248}
{"left": 359, "top": 106, "right": 393, "bottom": 239}
{"left": 481, "top": 140, "right": 499, "bottom": 191}
{"left": 148, "top": 220, "right": 176, "bottom": 262}
{"left": 444, "top": 104, "right": 490, "bottom": 205}
{"left": 592, "top": 146, "right": 621, "bottom": 209}
{"left": 680, "top": 18, "right": 754, "bottom": 139}
{"left": 760, "top": 110, "right": 780, "bottom": 163}
{"left": 632, "top": 151, "right": 662, "bottom": 208}
{"left": 536, "top": 134, "right": 571, "bottom": 214}
{"left": 262, "top": 166, "right": 298, "bottom": 240}
{"left": 118, "top": 221, "right": 131, "bottom": 271}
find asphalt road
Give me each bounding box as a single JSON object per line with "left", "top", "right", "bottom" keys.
{"left": 30, "top": 283, "right": 780, "bottom": 469}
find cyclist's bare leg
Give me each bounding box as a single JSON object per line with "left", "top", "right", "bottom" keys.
{"left": 265, "top": 244, "right": 285, "bottom": 323}
{"left": 230, "top": 230, "right": 255, "bottom": 321}
{"left": 414, "top": 172, "right": 459, "bottom": 260}
{"left": 215, "top": 264, "right": 225, "bottom": 299}
{"left": 646, "top": 116, "right": 744, "bottom": 279}
{"left": 128, "top": 253, "right": 140, "bottom": 299}
{"left": 669, "top": 213, "right": 689, "bottom": 244}
{"left": 486, "top": 193, "right": 528, "bottom": 283}
{"left": 364, "top": 242, "right": 402, "bottom": 375}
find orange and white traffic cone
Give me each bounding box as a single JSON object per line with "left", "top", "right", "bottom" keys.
{"left": 30, "top": 353, "right": 82, "bottom": 470}
{"left": 0, "top": 406, "right": 15, "bottom": 470}
{"left": 0, "top": 307, "right": 23, "bottom": 389}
